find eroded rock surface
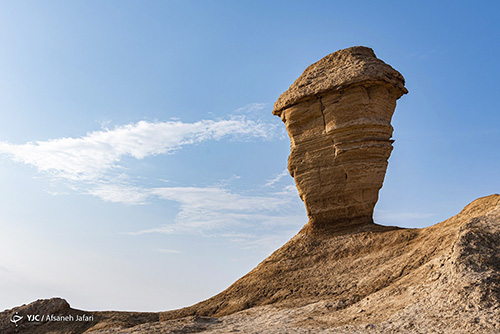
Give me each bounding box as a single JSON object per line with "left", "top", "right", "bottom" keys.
{"left": 0, "top": 298, "right": 158, "bottom": 334}
{"left": 273, "top": 46, "right": 407, "bottom": 228}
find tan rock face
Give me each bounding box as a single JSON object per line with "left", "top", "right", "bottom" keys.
{"left": 273, "top": 46, "right": 407, "bottom": 228}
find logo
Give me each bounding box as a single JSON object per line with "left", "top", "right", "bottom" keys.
{"left": 10, "top": 312, "right": 23, "bottom": 327}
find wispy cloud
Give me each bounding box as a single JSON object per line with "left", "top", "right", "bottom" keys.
{"left": 264, "top": 169, "right": 289, "bottom": 187}
{"left": 156, "top": 248, "right": 182, "bottom": 254}
{"left": 374, "top": 209, "right": 434, "bottom": 225}
{"left": 233, "top": 103, "right": 267, "bottom": 114}
{"left": 126, "top": 185, "right": 305, "bottom": 235}
{"left": 87, "top": 183, "right": 150, "bottom": 205}
{"left": 0, "top": 108, "right": 307, "bottom": 243}
{"left": 241, "top": 230, "right": 300, "bottom": 252}
{"left": 0, "top": 115, "right": 276, "bottom": 183}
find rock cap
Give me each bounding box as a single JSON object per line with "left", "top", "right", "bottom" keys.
{"left": 273, "top": 46, "right": 408, "bottom": 115}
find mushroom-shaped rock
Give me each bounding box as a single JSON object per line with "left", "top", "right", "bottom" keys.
{"left": 273, "top": 46, "right": 407, "bottom": 229}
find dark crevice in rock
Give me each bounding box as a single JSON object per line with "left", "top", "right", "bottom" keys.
{"left": 319, "top": 96, "right": 327, "bottom": 131}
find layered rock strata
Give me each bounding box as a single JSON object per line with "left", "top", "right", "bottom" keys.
{"left": 273, "top": 46, "right": 407, "bottom": 228}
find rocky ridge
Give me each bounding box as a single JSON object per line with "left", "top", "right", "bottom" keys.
{"left": 2, "top": 195, "right": 499, "bottom": 333}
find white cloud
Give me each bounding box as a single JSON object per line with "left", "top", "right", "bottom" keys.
{"left": 125, "top": 185, "right": 305, "bottom": 235}
{"left": 0, "top": 110, "right": 307, "bottom": 242}
{"left": 233, "top": 103, "right": 267, "bottom": 114}
{"left": 156, "top": 249, "right": 182, "bottom": 254}
{"left": 0, "top": 115, "right": 276, "bottom": 182}
{"left": 87, "top": 183, "right": 150, "bottom": 205}
{"left": 264, "top": 169, "right": 290, "bottom": 187}
{"left": 241, "top": 230, "right": 300, "bottom": 253}
{"left": 374, "top": 209, "right": 434, "bottom": 225}
{"left": 151, "top": 187, "right": 287, "bottom": 212}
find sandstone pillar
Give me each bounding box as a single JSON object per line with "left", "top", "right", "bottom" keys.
{"left": 273, "top": 46, "right": 407, "bottom": 229}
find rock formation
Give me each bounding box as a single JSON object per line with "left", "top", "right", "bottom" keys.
{"left": 273, "top": 46, "right": 407, "bottom": 228}
{"left": 0, "top": 298, "right": 157, "bottom": 334}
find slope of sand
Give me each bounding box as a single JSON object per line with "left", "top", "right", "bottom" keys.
{"left": 2, "top": 194, "right": 499, "bottom": 333}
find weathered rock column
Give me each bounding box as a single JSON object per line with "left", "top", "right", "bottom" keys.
{"left": 273, "top": 46, "right": 407, "bottom": 229}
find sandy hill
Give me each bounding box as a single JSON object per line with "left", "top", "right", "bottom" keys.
{"left": 2, "top": 194, "right": 499, "bottom": 333}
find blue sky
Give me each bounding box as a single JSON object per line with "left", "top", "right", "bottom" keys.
{"left": 0, "top": 1, "right": 499, "bottom": 312}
